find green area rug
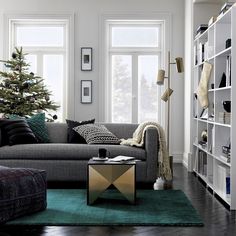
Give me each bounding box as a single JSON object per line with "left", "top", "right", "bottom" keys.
{"left": 7, "top": 189, "right": 203, "bottom": 226}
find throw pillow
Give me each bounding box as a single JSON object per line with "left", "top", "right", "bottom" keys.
{"left": 9, "top": 113, "right": 50, "bottom": 143}
{"left": 73, "top": 124, "right": 120, "bottom": 144}
{"left": 0, "top": 119, "right": 38, "bottom": 146}
{"left": 66, "top": 118, "right": 95, "bottom": 143}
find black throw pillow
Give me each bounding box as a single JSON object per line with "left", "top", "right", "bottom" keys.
{"left": 66, "top": 118, "right": 95, "bottom": 143}
{"left": 0, "top": 119, "right": 38, "bottom": 146}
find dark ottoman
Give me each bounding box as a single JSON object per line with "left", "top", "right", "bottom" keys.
{"left": 0, "top": 166, "right": 47, "bottom": 224}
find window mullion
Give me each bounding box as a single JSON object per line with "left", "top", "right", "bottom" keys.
{"left": 132, "top": 53, "right": 138, "bottom": 124}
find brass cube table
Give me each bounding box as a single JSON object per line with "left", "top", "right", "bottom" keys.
{"left": 87, "top": 159, "right": 136, "bottom": 205}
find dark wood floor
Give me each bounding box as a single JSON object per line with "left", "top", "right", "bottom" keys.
{"left": 0, "top": 163, "right": 236, "bottom": 236}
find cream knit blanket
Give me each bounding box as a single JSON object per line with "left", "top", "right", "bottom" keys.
{"left": 120, "top": 121, "right": 172, "bottom": 180}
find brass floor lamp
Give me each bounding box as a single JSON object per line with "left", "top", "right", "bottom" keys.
{"left": 157, "top": 51, "right": 184, "bottom": 162}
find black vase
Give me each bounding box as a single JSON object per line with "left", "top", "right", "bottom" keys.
{"left": 223, "top": 101, "right": 231, "bottom": 113}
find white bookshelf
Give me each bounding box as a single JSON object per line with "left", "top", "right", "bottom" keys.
{"left": 192, "top": 4, "right": 236, "bottom": 210}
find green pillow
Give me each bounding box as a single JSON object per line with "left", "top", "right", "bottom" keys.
{"left": 9, "top": 113, "right": 50, "bottom": 143}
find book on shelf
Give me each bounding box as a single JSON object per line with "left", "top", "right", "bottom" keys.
{"left": 218, "top": 112, "right": 231, "bottom": 124}
{"left": 197, "top": 150, "right": 207, "bottom": 176}
{"left": 216, "top": 164, "right": 230, "bottom": 197}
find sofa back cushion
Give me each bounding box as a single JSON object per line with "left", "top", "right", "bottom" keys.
{"left": 46, "top": 123, "right": 68, "bottom": 143}
{"left": 100, "top": 123, "right": 138, "bottom": 139}
{"left": 45, "top": 122, "right": 138, "bottom": 143}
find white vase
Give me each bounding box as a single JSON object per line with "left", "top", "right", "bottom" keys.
{"left": 153, "top": 177, "right": 165, "bottom": 190}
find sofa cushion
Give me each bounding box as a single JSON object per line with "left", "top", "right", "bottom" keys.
{"left": 66, "top": 118, "right": 95, "bottom": 143}
{"left": 0, "top": 144, "right": 146, "bottom": 161}
{"left": 0, "top": 119, "right": 38, "bottom": 146}
{"left": 9, "top": 113, "right": 50, "bottom": 143}
{"left": 73, "top": 124, "right": 120, "bottom": 144}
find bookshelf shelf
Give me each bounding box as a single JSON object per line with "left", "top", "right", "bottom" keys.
{"left": 192, "top": 3, "right": 236, "bottom": 210}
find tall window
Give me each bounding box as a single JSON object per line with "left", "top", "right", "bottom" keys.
{"left": 10, "top": 19, "right": 68, "bottom": 121}
{"left": 107, "top": 21, "right": 164, "bottom": 123}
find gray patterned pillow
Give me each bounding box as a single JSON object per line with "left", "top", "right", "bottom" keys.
{"left": 73, "top": 124, "right": 120, "bottom": 144}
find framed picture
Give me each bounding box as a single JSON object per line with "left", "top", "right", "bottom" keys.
{"left": 81, "top": 80, "right": 92, "bottom": 104}
{"left": 81, "top": 47, "right": 92, "bottom": 71}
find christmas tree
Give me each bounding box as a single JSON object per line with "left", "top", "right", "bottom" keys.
{"left": 0, "top": 47, "right": 59, "bottom": 121}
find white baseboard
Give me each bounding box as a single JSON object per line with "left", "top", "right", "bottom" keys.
{"left": 172, "top": 153, "right": 183, "bottom": 163}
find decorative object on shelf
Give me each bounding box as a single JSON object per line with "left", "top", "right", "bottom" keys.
{"left": 208, "top": 16, "right": 217, "bottom": 26}
{"left": 200, "top": 108, "right": 208, "bottom": 120}
{"left": 223, "top": 100, "right": 231, "bottom": 113}
{"left": 219, "top": 72, "right": 226, "bottom": 88}
{"left": 197, "top": 62, "right": 213, "bottom": 108}
{"left": 156, "top": 51, "right": 184, "bottom": 163}
{"left": 218, "top": 2, "right": 235, "bottom": 20}
{"left": 81, "top": 47, "right": 92, "bottom": 71}
{"left": 195, "top": 24, "right": 208, "bottom": 38}
{"left": 209, "top": 102, "right": 214, "bottom": 121}
{"left": 211, "top": 83, "right": 214, "bottom": 89}
{"left": 0, "top": 47, "right": 59, "bottom": 121}
{"left": 226, "top": 38, "right": 231, "bottom": 49}
{"left": 220, "top": 147, "right": 231, "bottom": 163}
{"left": 81, "top": 80, "right": 92, "bottom": 104}
{"left": 201, "top": 130, "right": 207, "bottom": 142}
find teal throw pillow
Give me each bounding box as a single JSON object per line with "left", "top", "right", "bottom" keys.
{"left": 9, "top": 113, "right": 50, "bottom": 143}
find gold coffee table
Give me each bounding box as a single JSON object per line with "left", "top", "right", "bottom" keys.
{"left": 87, "top": 159, "right": 136, "bottom": 205}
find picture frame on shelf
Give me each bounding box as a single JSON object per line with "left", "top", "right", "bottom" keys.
{"left": 81, "top": 47, "right": 92, "bottom": 71}
{"left": 81, "top": 80, "right": 92, "bottom": 104}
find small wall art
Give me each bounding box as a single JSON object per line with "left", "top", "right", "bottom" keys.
{"left": 81, "top": 80, "right": 92, "bottom": 104}
{"left": 81, "top": 47, "right": 92, "bottom": 71}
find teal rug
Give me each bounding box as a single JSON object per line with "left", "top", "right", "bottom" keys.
{"left": 7, "top": 189, "right": 203, "bottom": 226}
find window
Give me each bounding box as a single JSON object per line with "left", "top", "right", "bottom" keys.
{"left": 10, "top": 19, "right": 68, "bottom": 121}
{"left": 107, "top": 21, "right": 164, "bottom": 123}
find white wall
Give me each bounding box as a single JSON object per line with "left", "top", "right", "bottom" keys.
{"left": 183, "top": 0, "right": 193, "bottom": 169}
{"left": 0, "top": 0, "right": 185, "bottom": 162}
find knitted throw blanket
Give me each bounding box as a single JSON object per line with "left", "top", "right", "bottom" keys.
{"left": 120, "top": 121, "right": 172, "bottom": 181}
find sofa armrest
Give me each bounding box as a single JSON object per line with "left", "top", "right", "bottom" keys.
{"left": 144, "top": 127, "right": 159, "bottom": 182}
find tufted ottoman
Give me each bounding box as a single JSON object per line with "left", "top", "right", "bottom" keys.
{"left": 0, "top": 166, "right": 47, "bottom": 224}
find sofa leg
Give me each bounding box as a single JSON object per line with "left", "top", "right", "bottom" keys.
{"left": 169, "top": 155, "right": 173, "bottom": 178}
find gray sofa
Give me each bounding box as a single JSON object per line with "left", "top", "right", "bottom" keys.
{"left": 0, "top": 123, "right": 159, "bottom": 183}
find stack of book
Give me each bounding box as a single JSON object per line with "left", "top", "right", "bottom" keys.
{"left": 219, "top": 112, "right": 231, "bottom": 124}
{"left": 195, "top": 24, "right": 208, "bottom": 38}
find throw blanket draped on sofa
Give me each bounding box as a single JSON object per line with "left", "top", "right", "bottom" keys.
{"left": 120, "top": 121, "right": 172, "bottom": 181}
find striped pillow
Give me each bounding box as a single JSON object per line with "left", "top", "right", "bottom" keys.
{"left": 73, "top": 124, "right": 120, "bottom": 145}
{"left": 0, "top": 119, "right": 37, "bottom": 145}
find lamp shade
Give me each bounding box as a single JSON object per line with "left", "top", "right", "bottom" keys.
{"left": 175, "top": 57, "right": 184, "bottom": 73}
{"left": 161, "top": 88, "right": 174, "bottom": 102}
{"left": 157, "top": 69, "right": 165, "bottom": 85}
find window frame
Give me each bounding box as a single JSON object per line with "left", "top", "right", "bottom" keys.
{"left": 3, "top": 12, "right": 75, "bottom": 121}
{"left": 106, "top": 20, "right": 164, "bottom": 124}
